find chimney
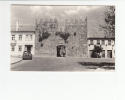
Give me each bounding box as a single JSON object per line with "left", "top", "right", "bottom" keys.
{"left": 16, "top": 20, "right": 19, "bottom": 31}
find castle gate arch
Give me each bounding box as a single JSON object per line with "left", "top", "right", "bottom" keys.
{"left": 57, "top": 45, "right": 66, "bottom": 57}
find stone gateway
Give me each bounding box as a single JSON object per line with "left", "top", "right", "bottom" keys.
{"left": 35, "top": 18, "right": 88, "bottom": 57}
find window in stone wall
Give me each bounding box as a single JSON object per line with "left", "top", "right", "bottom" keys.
{"left": 101, "top": 40, "right": 105, "bottom": 45}
{"left": 74, "top": 32, "right": 76, "bottom": 36}
{"left": 97, "top": 40, "right": 100, "bottom": 45}
{"left": 108, "top": 40, "right": 111, "bottom": 45}
{"left": 90, "top": 40, "right": 93, "bottom": 45}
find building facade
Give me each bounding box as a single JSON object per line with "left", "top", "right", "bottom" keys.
{"left": 10, "top": 19, "right": 115, "bottom": 58}
{"left": 35, "top": 18, "right": 88, "bottom": 57}
{"left": 88, "top": 33, "right": 115, "bottom": 58}
{"left": 10, "top": 23, "right": 35, "bottom": 56}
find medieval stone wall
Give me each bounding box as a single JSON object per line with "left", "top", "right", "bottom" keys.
{"left": 35, "top": 31, "right": 59, "bottom": 57}
{"left": 35, "top": 18, "right": 59, "bottom": 57}
{"left": 35, "top": 18, "right": 88, "bottom": 57}
{"left": 65, "top": 18, "right": 88, "bottom": 57}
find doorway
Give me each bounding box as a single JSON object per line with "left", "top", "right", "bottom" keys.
{"left": 102, "top": 50, "right": 105, "bottom": 58}
{"left": 107, "top": 50, "right": 112, "bottom": 58}
{"left": 25, "top": 45, "right": 32, "bottom": 53}
{"left": 27, "top": 46, "right": 31, "bottom": 52}
{"left": 89, "top": 50, "right": 93, "bottom": 58}
{"left": 57, "top": 45, "right": 66, "bottom": 57}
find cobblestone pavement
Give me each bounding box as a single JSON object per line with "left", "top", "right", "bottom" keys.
{"left": 11, "top": 57, "right": 115, "bottom": 71}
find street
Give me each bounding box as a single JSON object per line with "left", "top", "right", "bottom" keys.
{"left": 11, "top": 57, "right": 115, "bottom": 71}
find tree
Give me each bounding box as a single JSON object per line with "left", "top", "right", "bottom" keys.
{"left": 39, "top": 30, "right": 51, "bottom": 42}
{"left": 55, "top": 31, "right": 70, "bottom": 43}
{"left": 99, "top": 6, "right": 115, "bottom": 38}
{"left": 91, "top": 45, "right": 103, "bottom": 58}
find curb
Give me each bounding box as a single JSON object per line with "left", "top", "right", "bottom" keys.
{"left": 11, "top": 59, "right": 23, "bottom": 65}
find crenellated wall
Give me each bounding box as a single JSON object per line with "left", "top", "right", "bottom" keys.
{"left": 65, "top": 18, "right": 88, "bottom": 57}
{"left": 35, "top": 18, "right": 88, "bottom": 57}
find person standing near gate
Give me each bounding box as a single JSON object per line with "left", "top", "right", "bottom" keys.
{"left": 63, "top": 47, "right": 66, "bottom": 57}
{"left": 60, "top": 46, "right": 66, "bottom": 57}
{"left": 60, "top": 47, "right": 63, "bottom": 57}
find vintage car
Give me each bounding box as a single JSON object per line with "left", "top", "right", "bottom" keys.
{"left": 22, "top": 51, "right": 32, "bottom": 60}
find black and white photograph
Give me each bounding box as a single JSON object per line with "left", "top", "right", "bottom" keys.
{"left": 2, "top": 1, "right": 125, "bottom": 100}
{"left": 10, "top": 5, "right": 115, "bottom": 71}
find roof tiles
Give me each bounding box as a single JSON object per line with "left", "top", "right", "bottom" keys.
{"left": 88, "top": 30, "right": 114, "bottom": 38}
{"left": 11, "top": 25, "right": 35, "bottom": 32}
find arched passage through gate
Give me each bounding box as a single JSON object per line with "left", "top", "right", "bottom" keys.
{"left": 57, "top": 45, "right": 66, "bottom": 57}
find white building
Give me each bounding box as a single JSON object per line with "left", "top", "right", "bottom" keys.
{"left": 10, "top": 22, "right": 35, "bottom": 56}
{"left": 88, "top": 32, "right": 115, "bottom": 58}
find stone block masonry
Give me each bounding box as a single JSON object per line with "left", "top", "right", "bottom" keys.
{"left": 35, "top": 18, "right": 88, "bottom": 57}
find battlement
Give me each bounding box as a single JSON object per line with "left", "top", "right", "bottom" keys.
{"left": 65, "top": 18, "right": 87, "bottom": 25}
{"left": 65, "top": 18, "right": 87, "bottom": 34}
{"left": 35, "top": 17, "right": 88, "bottom": 57}
{"left": 36, "top": 18, "right": 58, "bottom": 32}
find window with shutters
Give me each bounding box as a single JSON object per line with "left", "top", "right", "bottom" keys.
{"left": 97, "top": 40, "right": 100, "bottom": 45}
{"left": 101, "top": 40, "right": 105, "bottom": 45}
{"left": 19, "top": 35, "right": 22, "bottom": 40}
{"left": 26, "top": 35, "right": 32, "bottom": 41}
{"left": 90, "top": 40, "right": 93, "bottom": 45}
{"left": 12, "top": 35, "right": 15, "bottom": 40}
{"left": 11, "top": 46, "right": 15, "bottom": 51}
{"left": 18, "top": 45, "right": 22, "bottom": 52}
{"left": 108, "top": 40, "right": 111, "bottom": 45}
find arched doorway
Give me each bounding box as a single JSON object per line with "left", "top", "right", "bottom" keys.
{"left": 57, "top": 45, "right": 66, "bottom": 57}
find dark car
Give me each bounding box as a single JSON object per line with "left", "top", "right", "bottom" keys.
{"left": 22, "top": 51, "right": 32, "bottom": 60}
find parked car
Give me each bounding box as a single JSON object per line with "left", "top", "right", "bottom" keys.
{"left": 22, "top": 51, "right": 32, "bottom": 60}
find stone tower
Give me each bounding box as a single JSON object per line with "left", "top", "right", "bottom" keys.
{"left": 65, "top": 18, "right": 88, "bottom": 57}
{"left": 35, "top": 18, "right": 59, "bottom": 57}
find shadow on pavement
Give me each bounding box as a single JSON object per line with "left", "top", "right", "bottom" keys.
{"left": 78, "top": 62, "right": 115, "bottom": 70}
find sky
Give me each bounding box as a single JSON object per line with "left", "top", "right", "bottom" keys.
{"left": 11, "top": 5, "right": 107, "bottom": 33}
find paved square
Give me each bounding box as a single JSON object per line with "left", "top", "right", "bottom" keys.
{"left": 11, "top": 57, "right": 115, "bottom": 71}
